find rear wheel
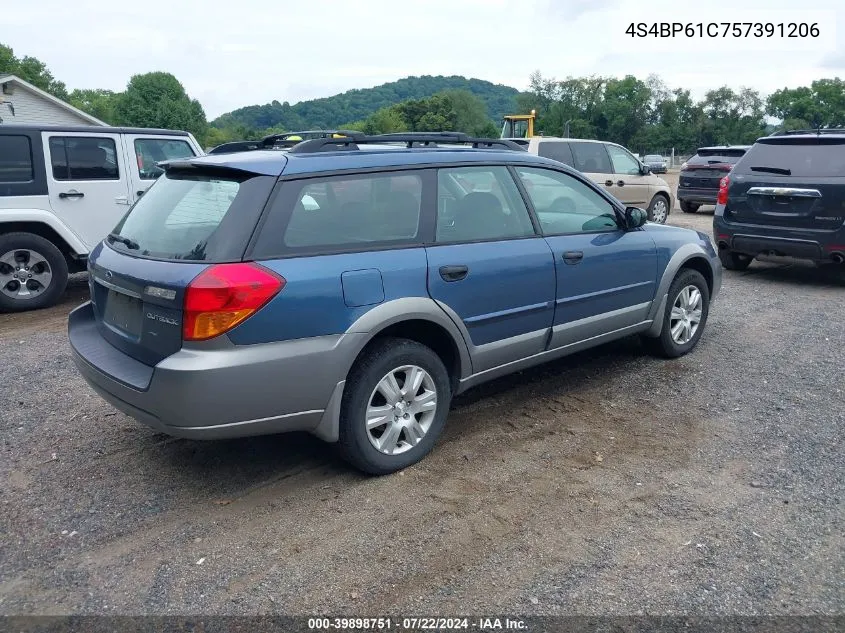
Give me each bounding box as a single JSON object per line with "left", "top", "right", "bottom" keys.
{"left": 718, "top": 248, "right": 753, "bottom": 271}
{"left": 338, "top": 338, "right": 451, "bottom": 475}
{"left": 647, "top": 194, "right": 670, "bottom": 224}
{"left": 0, "top": 232, "right": 69, "bottom": 312}
{"left": 642, "top": 268, "right": 710, "bottom": 359}
{"left": 680, "top": 201, "right": 700, "bottom": 214}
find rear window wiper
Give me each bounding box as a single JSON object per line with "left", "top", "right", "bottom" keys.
{"left": 749, "top": 166, "right": 792, "bottom": 175}
{"left": 107, "top": 233, "right": 139, "bottom": 250}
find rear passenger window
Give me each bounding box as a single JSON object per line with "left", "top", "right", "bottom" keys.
{"left": 0, "top": 135, "right": 34, "bottom": 183}
{"left": 570, "top": 142, "right": 612, "bottom": 174}
{"left": 436, "top": 166, "right": 535, "bottom": 242}
{"left": 134, "top": 139, "right": 195, "bottom": 180}
{"left": 281, "top": 172, "right": 423, "bottom": 249}
{"left": 49, "top": 137, "right": 119, "bottom": 181}
{"left": 537, "top": 141, "right": 574, "bottom": 166}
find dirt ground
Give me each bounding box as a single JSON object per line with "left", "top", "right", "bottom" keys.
{"left": 1, "top": 211, "right": 843, "bottom": 616}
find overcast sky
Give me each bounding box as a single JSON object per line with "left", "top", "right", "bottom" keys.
{"left": 3, "top": 0, "right": 842, "bottom": 119}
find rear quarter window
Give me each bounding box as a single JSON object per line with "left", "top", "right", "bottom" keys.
{"left": 537, "top": 142, "right": 574, "bottom": 166}
{"left": 735, "top": 141, "right": 845, "bottom": 178}
{"left": 0, "top": 135, "right": 34, "bottom": 183}
{"left": 109, "top": 170, "right": 275, "bottom": 261}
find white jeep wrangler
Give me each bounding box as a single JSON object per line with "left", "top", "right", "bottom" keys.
{"left": 0, "top": 125, "right": 203, "bottom": 311}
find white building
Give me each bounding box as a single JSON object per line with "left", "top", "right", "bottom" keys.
{"left": 0, "top": 74, "right": 106, "bottom": 126}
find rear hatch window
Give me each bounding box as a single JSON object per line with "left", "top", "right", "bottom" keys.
{"left": 108, "top": 169, "right": 275, "bottom": 261}
{"left": 681, "top": 148, "right": 748, "bottom": 188}
{"left": 726, "top": 138, "right": 845, "bottom": 229}
{"left": 734, "top": 140, "right": 845, "bottom": 178}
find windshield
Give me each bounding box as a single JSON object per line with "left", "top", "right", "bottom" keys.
{"left": 108, "top": 170, "right": 273, "bottom": 261}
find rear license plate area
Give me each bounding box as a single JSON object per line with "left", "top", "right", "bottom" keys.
{"left": 104, "top": 290, "right": 143, "bottom": 336}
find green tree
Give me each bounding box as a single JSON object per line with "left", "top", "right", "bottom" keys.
{"left": 67, "top": 89, "right": 119, "bottom": 124}
{"left": 767, "top": 78, "right": 845, "bottom": 128}
{"left": 115, "top": 72, "right": 207, "bottom": 142}
{"left": 0, "top": 43, "right": 68, "bottom": 100}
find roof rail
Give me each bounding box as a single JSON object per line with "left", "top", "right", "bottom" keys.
{"left": 207, "top": 130, "right": 365, "bottom": 155}
{"left": 769, "top": 127, "right": 845, "bottom": 136}
{"left": 287, "top": 132, "right": 528, "bottom": 154}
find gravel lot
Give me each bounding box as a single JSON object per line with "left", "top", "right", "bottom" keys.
{"left": 1, "top": 211, "right": 843, "bottom": 617}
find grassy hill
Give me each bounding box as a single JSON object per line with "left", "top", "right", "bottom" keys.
{"left": 211, "top": 75, "right": 521, "bottom": 131}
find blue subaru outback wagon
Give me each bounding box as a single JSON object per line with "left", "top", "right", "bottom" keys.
{"left": 68, "top": 133, "right": 721, "bottom": 474}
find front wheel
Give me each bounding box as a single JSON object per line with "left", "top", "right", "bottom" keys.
{"left": 338, "top": 338, "right": 451, "bottom": 475}
{"left": 0, "top": 232, "right": 69, "bottom": 312}
{"left": 642, "top": 269, "right": 711, "bottom": 359}
{"left": 647, "top": 195, "right": 670, "bottom": 224}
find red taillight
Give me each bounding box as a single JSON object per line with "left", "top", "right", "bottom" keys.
{"left": 717, "top": 176, "right": 730, "bottom": 205}
{"left": 183, "top": 263, "right": 285, "bottom": 341}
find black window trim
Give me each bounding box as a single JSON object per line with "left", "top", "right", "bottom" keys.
{"left": 510, "top": 164, "right": 627, "bottom": 237}
{"left": 247, "top": 167, "right": 434, "bottom": 261}
{"left": 0, "top": 131, "right": 47, "bottom": 196}
{"left": 48, "top": 135, "right": 121, "bottom": 182}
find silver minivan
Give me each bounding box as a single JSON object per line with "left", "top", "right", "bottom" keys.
{"left": 522, "top": 137, "right": 674, "bottom": 224}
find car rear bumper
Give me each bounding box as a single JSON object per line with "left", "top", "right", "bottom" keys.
{"left": 677, "top": 187, "right": 717, "bottom": 204}
{"left": 68, "top": 301, "right": 353, "bottom": 441}
{"left": 713, "top": 217, "right": 845, "bottom": 262}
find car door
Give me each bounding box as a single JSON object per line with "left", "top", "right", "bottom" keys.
{"left": 125, "top": 135, "right": 199, "bottom": 204}
{"left": 42, "top": 131, "right": 133, "bottom": 250}
{"left": 605, "top": 144, "right": 651, "bottom": 206}
{"left": 426, "top": 166, "right": 556, "bottom": 373}
{"left": 513, "top": 166, "right": 658, "bottom": 350}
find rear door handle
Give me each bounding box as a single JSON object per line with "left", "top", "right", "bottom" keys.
{"left": 439, "top": 265, "right": 469, "bottom": 282}
{"left": 604, "top": 180, "right": 613, "bottom": 187}
{"left": 617, "top": 180, "right": 625, "bottom": 187}
{"left": 58, "top": 191, "right": 84, "bottom": 199}
{"left": 562, "top": 251, "right": 584, "bottom": 265}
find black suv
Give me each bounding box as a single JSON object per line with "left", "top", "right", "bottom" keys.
{"left": 713, "top": 130, "right": 845, "bottom": 270}
{"left": 678, "top": 145, "right": 749, "bottom": 213}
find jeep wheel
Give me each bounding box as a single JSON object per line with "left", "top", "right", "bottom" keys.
{"left": 718, "top": 248, "right": 753, "bottom": 271}
{"left": 0, "top": 233, "right": 69, "bottom": 312}
{"left": 647, "top": 194, "right": 670, "bottom": 224}
{"left": 642, "top": 268, "right": 710, "bottom": 359}
{"left": 680, "top": 201, "right": 700, "bottom": 214}
{"left": 338, "top": 338, "right": 451, "bottom": 475}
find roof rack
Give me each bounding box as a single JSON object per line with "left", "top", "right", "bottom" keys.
{"left": 287, "top": 132, "right": 528, "bottom": 154}
{"left": 769, "top": 127, "right": 845, "bottom": 136}
{"left": 207, "top": 130, "right": 364, "bottom": 155}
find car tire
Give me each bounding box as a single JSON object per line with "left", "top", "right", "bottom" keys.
{"left": 680, "top": 201, "right": 700, "bottom": 214}
{"left": 338, "top": 337, "right": 451, "bottom": 475}
{"left": 642, "top": 268, "right": 710, "bottom": 359}
{"left": 647, "top": 194, "right": 670, "bottom": 224}
{"left": 718, "top": 248, "right": 753, "bottom": 271}
{"left": 0, "top": 232, "right": 69, "bottom": 313}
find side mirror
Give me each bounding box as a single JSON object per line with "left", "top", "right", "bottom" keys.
{"left": 640, "top": 164, "right": 651, "bottom": 175}
{"left": 625, "top": 206, "right": 648, "bottom": 229}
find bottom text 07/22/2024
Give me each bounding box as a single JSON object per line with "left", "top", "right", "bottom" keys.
{"left": 307, "top": 617, "right": 529, "bottom": 630}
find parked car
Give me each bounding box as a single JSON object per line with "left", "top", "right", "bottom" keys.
{"left": 714, "top": 130, "right": 845, "bottom": 270}
{"left": 208, "top": 130, "right": 360, "bottom": 155}
{"left": 68, "top": 133, "right": 721, "bottom": 475}
{"left": 678, "top": 146, "right": 750, "bottom": 213}
{"left": 643, "top": 154, "right": 668, "bottom": 174}
{"left": 0, "top": 125, "right": 203, "bottom": 312}
{"left": 522, "top": 137, "right": 674, "bottom": 224}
